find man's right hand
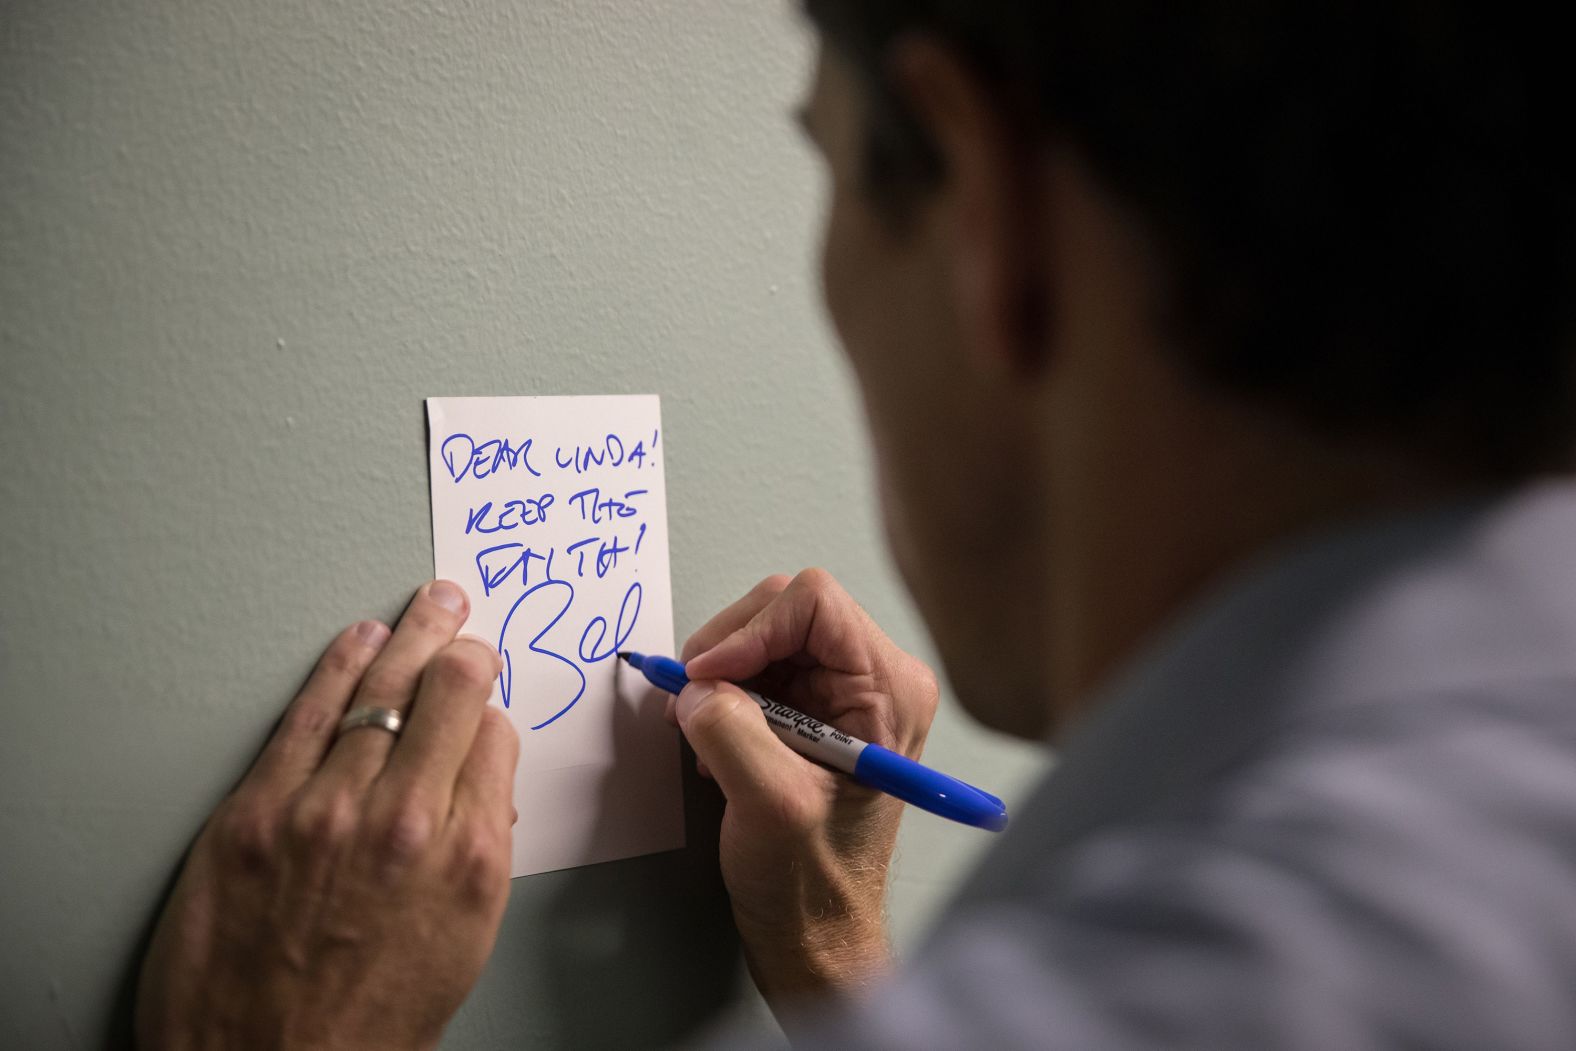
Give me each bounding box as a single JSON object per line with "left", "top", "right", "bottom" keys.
{"left": 670, "top": 569, "right": 940, "bottom": 1014}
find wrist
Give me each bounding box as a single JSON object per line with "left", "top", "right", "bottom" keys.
{"left": 734, "top": 893, "right": 892, "bottom": 1006}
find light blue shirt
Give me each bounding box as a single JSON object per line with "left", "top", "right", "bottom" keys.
{"left": 773, "top": 480, "right": 1576, "bottom": 1048}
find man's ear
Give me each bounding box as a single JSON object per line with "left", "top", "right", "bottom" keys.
{"left": 886, "top": 34, "right": 1049, "bottom": 378}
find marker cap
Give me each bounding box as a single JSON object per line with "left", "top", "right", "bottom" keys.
{"left": 853, "top": 744, "right": 1009, "bottom": 831}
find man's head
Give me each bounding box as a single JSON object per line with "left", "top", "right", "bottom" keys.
{"left": 796, "top": 3, "right": 1574, "bottom": 737}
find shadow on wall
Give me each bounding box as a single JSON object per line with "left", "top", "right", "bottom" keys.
{"left": 533, "top": 682, "right": 746, "bottom": 1049}
{"left": 100, "top": 855, "right": 182, "bottom": 1049}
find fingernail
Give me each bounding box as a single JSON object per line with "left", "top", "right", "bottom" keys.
{"left": 511, "top": 806, "right": 519, "bottom": 827}
{"left": 428, "top": 579, "right": 467, "bottom": 614}
{"left": 355, "top": 620, "right": 391, "bottom": 647}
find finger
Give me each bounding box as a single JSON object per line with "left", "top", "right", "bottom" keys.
{"left": 685, "top": 568, "right": 876, "bottom": 682}
{"left": 377, "top": 636, "right": 501, "bottom": 803}
{"left": 452, "top": 706, "right": 520, "bottom": 834}
{"left": 315, "top": 580, "right": 471, "bottom": 789}
{"left": 675, "top": 680, "right": 819, "bottom": 819}
{"left": 240, "top": 620, "right": 391, "bottom": 796}
{"left": 679, "top": 574, "right": 792, "bottom": 661}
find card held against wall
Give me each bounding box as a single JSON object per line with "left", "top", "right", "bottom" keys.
{"left": 426, "top": 395, "right": 682, "bottom": 877}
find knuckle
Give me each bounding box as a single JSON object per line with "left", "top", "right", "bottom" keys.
{"left": 792, "top": 566, "right": 836, "bottom": 593}
{"left": 372, "top": 789, "right": 437, "bottom": 862}
{"left": 358, "top": 664, "right": 414, "bottom": 704}
{"left": 317, "top": 638, "right": 365, "bottom": 679}
{"left": 280, "top": 699, "right": 338, "bottom": 741}
{"left": 681, "top": 687, "right": 747, "bottom": 740}
{"left": 404, "top": 606, "right": 454, "bottom": 637}
{"left": 482, "top": 706, "right": 520, "bottom": 751}
{"left": 215, "top": 796, "right": 280, "bottom": 871}
{"left": 450, "top": 822, "right": 508, "bottom": 904}
{"left": 287, "top": 789, "right": 360, "bottom": 851}
{"left": 910, "top": 659, "right": 941, "bottom": 714}
{"left": 753, "top": 573, "right": 793, "bottom": 596}
{"left": 430, "top": 642, "right": 499, "bottom": 693}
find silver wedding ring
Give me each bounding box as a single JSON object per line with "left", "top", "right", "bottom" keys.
{"left": 337, "top": 705, "right": 405, "bottom": 739}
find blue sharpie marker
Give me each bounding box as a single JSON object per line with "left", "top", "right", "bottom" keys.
{"left": 618, "top": 651, "right": 1008, "bottom": 832}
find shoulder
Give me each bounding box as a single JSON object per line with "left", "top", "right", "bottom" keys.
{"left": 821, "top": 679, "right": 1576, "bottom": 1049}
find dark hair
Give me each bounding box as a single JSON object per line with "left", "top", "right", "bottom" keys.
{"left": 805, "top": 1, "right": 1576, "bottom": 476}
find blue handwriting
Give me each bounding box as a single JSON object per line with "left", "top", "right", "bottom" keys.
{"left": 442, "top": 433, "right": 541, "bottom": 483}
{"left": 465, "top": 494, "right": 556, "bottom": 534}
{"left": 567, "top": 487, "right": 647, "bottom": 525}
{"left": 497, "top": 579, "right": 644, "bottom": 730}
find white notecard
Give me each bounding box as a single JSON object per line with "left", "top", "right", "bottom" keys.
{"left": 426, "top": 395, "right": 683, "bottom": 876}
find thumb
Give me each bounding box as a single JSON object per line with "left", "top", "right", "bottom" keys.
{"left": 675, "top": 680, "right": 808, "bottom": 810}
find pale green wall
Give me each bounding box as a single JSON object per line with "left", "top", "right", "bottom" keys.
{"left": 0, "top": 3, "right": 1048, "bottom": 1046}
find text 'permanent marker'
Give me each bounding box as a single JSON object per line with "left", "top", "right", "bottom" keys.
{"left": 618, "top": 651, "right": 1009, "bottom": 832}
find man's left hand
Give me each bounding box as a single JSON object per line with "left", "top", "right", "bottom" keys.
{"left": 135, "top": 580, "right": 518, "bottom": 1051}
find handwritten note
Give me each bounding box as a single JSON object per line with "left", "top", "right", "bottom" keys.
{"left": 426, "top": 395, "right": 682, "bottom": 877}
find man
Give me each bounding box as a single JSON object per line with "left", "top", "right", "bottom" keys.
{"left": 136, "top": 3, "right": 1576, "bottom": 1048}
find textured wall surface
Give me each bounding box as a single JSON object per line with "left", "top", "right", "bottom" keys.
{"left": 0, "top": 2, "right": 1048, "bottom": 1046}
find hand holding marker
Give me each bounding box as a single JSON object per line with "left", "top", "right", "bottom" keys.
{"left": 619, "top": 651, "right": 1009, "bottom": 831}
